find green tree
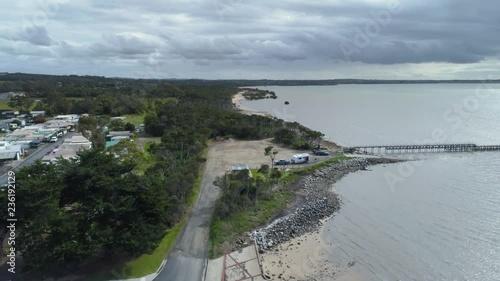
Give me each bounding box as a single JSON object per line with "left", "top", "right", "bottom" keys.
{"left": 304, "top": 130, "right": 324, "bottom": 148}
{"left": 106, "top": 139, "right": 144, "bottom": 167}
{"left": 78, "top": 116, "right": 106, "bottom": 149}
{"left": 264, "top": 146, "right": 278, "bottom": 169}
{"left": 124, "top": 122, "right": 136, "bottom": 132}
{"left": 108, "top": 119, "right": 125, "bottom": 131}
{"left": 16, "top": 149, "right": 170, "bottom": 270}
{"left": 273, "top": 128, "right": 298, "bottom": 146}
{"left": 8, "top": 94, "right": 34, "bottom": 111}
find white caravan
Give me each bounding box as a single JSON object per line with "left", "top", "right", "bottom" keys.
{"left": 290, "top": 153, "right": 310, "bottom": 164}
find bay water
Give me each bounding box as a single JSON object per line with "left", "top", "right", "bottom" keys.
{"left": 242, "top": 84, "right": 500, "bottom": 281}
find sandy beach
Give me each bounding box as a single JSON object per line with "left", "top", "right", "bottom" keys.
{"left": 231, "top": 91, "right": 270, "bottom": 117}
{"left": 260, "top": 219, "right": 340, "bottom": 280}
{"left": 260, "top": 222, "right": 368, "bottom": 281}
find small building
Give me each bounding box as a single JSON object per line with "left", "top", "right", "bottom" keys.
{"left": 43, "top": 120, "right": 75, "bottom": 131}
{"left": 0, "top": 143, "right": 24, "bottom": 162}
{"left": 53, "top": 115, "right": 79, "bottom": 121}
{"left": 0, "top": 111, "right": 20, "bottom": 119}
{"left": 30, "top": 111, "right": 46, "bottom": 117}
{"left": 63, "top": 133, "right": 92, "bottom": 148}
{"left": 41, "top": 142, "right": 91, "bottom": 164}
{"left": 230, "top": 164, "right": 252, "bottom": 177}
{"left": 231, "top": 164, "right": 249, "bottom": 171}
{"left": 106, "top": 131, "right": 132, "bottom": 141}
{"left": 105, "top": 140, "right": 120, "bottom": 148}
{"left": 110, "top": 136, "right": 129, "bottom": 141}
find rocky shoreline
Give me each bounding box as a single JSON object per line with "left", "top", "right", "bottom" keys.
{"left": 251, "top": 157, "right": 402, "bottom": 253}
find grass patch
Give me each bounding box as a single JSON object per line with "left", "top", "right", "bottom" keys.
{"left": 0, "top": 100, "right": 13, "bottom": 109}
{"left": 209, "top": 189, "right": 294, "bottom": 258}
{"left": 0, "top": 99, "right": 38, "bottom": 110}
{"left": 90, "top": 222, "right": 184, "bottom": 281}
{"left": 124, "top": 113, "right": 147, "bottom": 126}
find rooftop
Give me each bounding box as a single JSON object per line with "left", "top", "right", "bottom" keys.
{"left": 231, "top": 164, "right": 249, "bottom": 171}
{"left": 64, "top": 134, "right": 92, "bottom": 146}
{"left": 41, "top": 143, "right": 90, "bottom": 163}
{"left": 105, "top": 140, "right": 120, "bottom": 148}
{"left": 107, "top": 131, "right": 132, "bottom": 136}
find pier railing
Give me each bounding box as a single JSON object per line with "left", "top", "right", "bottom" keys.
{"left": 345, "top": 143, "right": 500, "bottom": 154}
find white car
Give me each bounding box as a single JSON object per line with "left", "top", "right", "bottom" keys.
{"left": 50, "top": 137, "right": 58, "bottom": 142}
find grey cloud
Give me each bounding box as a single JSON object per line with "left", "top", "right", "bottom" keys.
{"left": 89, "top": 33, "right": 163, "bottom": 57}
{"left": 0, "top": 26, "right": 53, "bottom": 46}
{"left": 0, "top": 0, "right": 500, "bottom": 78}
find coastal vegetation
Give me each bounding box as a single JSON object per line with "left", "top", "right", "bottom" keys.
{"left": 0, "top": 73, "right": 328, "bottom": 279}
{"left": 209, "top": 154, "right": 349, "bottom": 258}
{"left": 240, "top": 88, "right": 277, "bottom": 100}
{"left": 210, "top": 167, "right": 293, "bottom": 258}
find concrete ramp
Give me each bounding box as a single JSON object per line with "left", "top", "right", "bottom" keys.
{"left": 205, "top": 245, "right": 267, "bottom": 281}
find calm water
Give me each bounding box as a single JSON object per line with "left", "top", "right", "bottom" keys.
{"left": 243, "top": 84, "right": 500, "bottom": 281}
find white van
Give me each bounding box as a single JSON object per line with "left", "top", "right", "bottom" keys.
{"left": 291, "top": 153, "right": 310, "bottom": 164}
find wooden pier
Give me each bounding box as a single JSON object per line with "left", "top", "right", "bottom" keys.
{"left": 345, "top": 143, "right": 500, "bottom": 154}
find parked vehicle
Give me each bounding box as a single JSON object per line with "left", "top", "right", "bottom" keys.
{"left": 29, "top": 139, "right": 44, "bottom": 148}
{"left": 314, "top": 150, "right": 330, "bottom": 156}
{"left": 274, "top": 159, "right": 290, "bottom": 165}
{"left": 291, "top": 153, "right": 310, "bottom": 164}
{"left": 57, "top": 132, "right": 63, "bottom": 138}
{"left": 50, "top": 136, "right": 58, "bottom": 142}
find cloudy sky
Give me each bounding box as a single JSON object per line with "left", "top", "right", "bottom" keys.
{"left": 0, "top": 0, "right": 499, "bottom": 79}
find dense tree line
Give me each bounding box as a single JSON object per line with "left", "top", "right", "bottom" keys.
{"left": 0, "top": 74, "right": 325, "bottom": 277}
{"left": 8, "top": 149, "right": 171, "bottom": 271}
{"left": 144, "top": 99, "right": 323, "bottom": 149}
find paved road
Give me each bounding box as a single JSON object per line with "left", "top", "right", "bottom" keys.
{"left": 155, "top": 145, "right": 221, "bottom": 281}
{"left": 0, "top": 133, "right": 74, "bottom": 185}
